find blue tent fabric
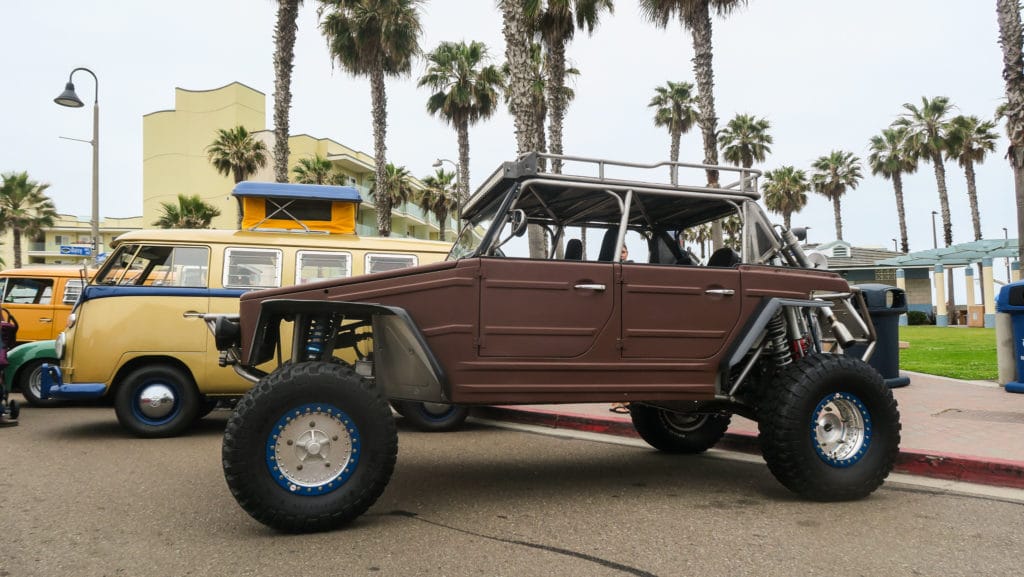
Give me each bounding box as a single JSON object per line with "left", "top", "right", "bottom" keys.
{"left": 875, "top": 238, "right": 1018, "bottom": 268}
{"left": 231, "top": 181, "right": 362, "bottom": 203}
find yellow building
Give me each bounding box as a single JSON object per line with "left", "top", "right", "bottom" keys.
{"left": 142, "top": 82, "right": 455, "bottom": 239}
{"left": 1, "top": 214, "right": 143, "bottom": 268}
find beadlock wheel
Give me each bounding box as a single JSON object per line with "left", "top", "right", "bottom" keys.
{"left": 267, "top": 403, "right": 360, "bottom": 496}
{"left": 811, "top": 392, "right": 871, "bottom": 468}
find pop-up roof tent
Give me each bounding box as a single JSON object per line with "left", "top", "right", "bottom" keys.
{"left": 232, "top": 181, "right": 362, "bottom": 234}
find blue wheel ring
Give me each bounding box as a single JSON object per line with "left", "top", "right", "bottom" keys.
{"left": 810, "top": 392, "right": 872, "bottom": 468}
{"left": 265, "top": 403, "right": 361, "bottom": 496}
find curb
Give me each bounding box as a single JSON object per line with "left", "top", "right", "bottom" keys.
{"left": 473, "top": 406, "right": 1024, "bottom": 491}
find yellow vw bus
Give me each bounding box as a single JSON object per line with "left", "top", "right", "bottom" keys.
{"left": 42, "top": 182, "right": 453, "bottom": 437}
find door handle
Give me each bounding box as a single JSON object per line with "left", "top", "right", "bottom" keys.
{"left": 574, "top": 283, "right": 606, "bottom": 291}
{"left": 704, "top": 288, "right": 735, "bottom": 296}
{"left": 40, "top": 318, "right": 53, "bottom": 323}
{"left": 182, "top": 311, "right": 205, "bottom": 318}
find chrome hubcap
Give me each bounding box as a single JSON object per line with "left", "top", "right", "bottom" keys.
{"left": 137, "top": 384, "right": 176, "bottom": 419}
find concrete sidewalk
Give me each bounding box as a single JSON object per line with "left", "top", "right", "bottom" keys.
{"left": 474, "top": 371, "right": 1024, "bottom": 489}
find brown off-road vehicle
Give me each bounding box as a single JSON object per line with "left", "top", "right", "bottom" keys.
{"left": 205, "top": 154, "right": 900, "bottom": 532}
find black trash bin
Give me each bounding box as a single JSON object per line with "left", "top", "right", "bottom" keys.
{"left": 846, "top": 283, "right": 910, "bottom": 388}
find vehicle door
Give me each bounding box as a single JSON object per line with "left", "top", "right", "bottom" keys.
{"left": 1, "top": 275, "right": 57, "bottom": 342}
{"left": 619, "top": 262, "right": 742, "bottom": 360}
{"left": 478, "top": 258, "right": 615, "bottom": 358}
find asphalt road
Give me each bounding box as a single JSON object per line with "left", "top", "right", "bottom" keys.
{"left": 3, "top": 399, "right": 1024, "bottom": 577}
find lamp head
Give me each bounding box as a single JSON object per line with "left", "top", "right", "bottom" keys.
{"left": 432, "top": 159, "right": 442, "bottom": 168}
{"left": 54, "top": 82, "right": 84, "bottom": 108}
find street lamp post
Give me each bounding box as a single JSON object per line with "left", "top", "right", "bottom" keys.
{"left": 432, "top": 158, "right": 460, "bottom": 234}
{"left": 931, "top": 210, "right": 938, "bottom": 249}
{"left": 54, "top": 67, "right": 100, "bottom": 257}
{"left": 892, "top": 238, "right": 898, "bottom": 252}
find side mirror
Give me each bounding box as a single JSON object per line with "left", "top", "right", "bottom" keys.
{"left": 509, "top": 209, "right": 528, "bottom": 237}
{"left": 790, "top": 227, "right": 808, "bottom": 241}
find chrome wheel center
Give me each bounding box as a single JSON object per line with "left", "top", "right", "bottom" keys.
{"left": 271, "top": 406, "right": 356, "bottom": 494}
{"left": 813, "top": 393, "right": 870, "bottom": 466}
{"left": 137, "top": 384, "right": 176, "bottom": 419}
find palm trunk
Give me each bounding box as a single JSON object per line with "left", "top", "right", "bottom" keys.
{"left": 456, "top": 119, "right": 471, "bottom": 208}
{"left": 546, "top": 40, "right": 567, "bottom": 174}
{"left": 998, "top": 0, "right": 1024, "bottom": 263}
{"left": 438, "top": 207, "right": 448, "bottom": 242}
{"left": 688, "top": 5, "right": 722, "bottom": 248}
{"left": 832, "top": 195, "right": 843, "bottom": 241}
{"left": 272, "top": 0, "right": 299, "bottom": 184}
{"left": 783, "top": 211, "right": 791, "bottom": 231}
{"left": 233, "top": 168, "right": 245, "bottom": 228}
{"left": 12, "top": 230, "right": 21, "bottom": 269}
{"left": 963, "top": 160, "right": 982, "bottom": 241}
{"left": 501, "top": 1, "right": 545, "bottom": 258}
{"left": 931, "top": 152, "right": 952, "bottom": 246}
{"left": 892, "top": 171, "right": 909, "bottom": 252}
{"left": 670, "top": 127, "right": 681, "bottom": 185}
{"left": 370, "top": 65, "right": 390, "bottom": 237}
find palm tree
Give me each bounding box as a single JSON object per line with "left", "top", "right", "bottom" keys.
{"left": 0, "top": 172, "right": 58, "bottom": 268}
{"left": 868, "top": 126, "right": 917, "bottom": 253}
{"left": 639, "top": 0, "right": 748, "bottom": 250}
{"left": 206, "top": 125, "right": 269, "bottom": 227}
{"left": 292, "top": 154, "right": 341, "bottom": 184}
{"left": 719, "top": 113, "right": 772, "bottom": 170}
{"left": 649, "top": 80, "right": 698, "bottom": 184}
{"left": 811, "top": 150, "right": 862, "bottom": 241}
{"left": 762, "top": 165, "right": 808, "bottom": 230}
{"left": 418, "top": 40, "right": 503, "bottom": 205}
{"left": 273, "top": 0, "right": 303, "bottom": 183}
{"left": 947, "top": 115, "right": 999, "bottom": 241}
{"left": 895, "top": 96, "right": 955, "bottom": 247}
{"left": 500, "top": 0, "right": 541, "bottom": 155}
{"left": 997, "top": 0, "right": 1024, "bottom": 263}
{"left": 152, "top": 194, "right": 222, "bottom": 229}
{"left": 368, "top": 163, "right": 415, "bottom": 235}
{"left": 319, "top": 0, "right": 423, "bottom": 237}
{"left": 527, "top": 0, "right": 614, "bottom": 174}
{"left": 418, "top": 168, "right": 459, "bottom": 241}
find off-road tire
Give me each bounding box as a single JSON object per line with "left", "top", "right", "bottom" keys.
{"left": 758, "top": 353, "right": 900, "bottom": 501}
{"left": 391, "top": 401, "right": 470, "bottom": 432}
{"left": 631, "top": 405, "right": 731, "bottom": 454}
{"left": 222, "top": 361, "right": 397, "bottom": 533}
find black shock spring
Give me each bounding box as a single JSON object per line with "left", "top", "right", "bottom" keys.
{"left": 767, "top": 312, "right": 793, "bottom": 368}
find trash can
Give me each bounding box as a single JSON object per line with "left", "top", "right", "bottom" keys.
{"left": 996, "top": 280, "right": 1024, "bottom": 394}
{"left": 847, "top": 284, "right": 910, "bottom": 388}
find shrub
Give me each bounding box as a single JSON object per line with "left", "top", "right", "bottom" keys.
{"left": 907, "top": 310, "right": 931, "bottom": 325}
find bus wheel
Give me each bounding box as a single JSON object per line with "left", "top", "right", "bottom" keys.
{"left": 114, "top": 364, "right": 200, "bottom": 438}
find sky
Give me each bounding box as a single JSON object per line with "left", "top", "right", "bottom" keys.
{"left": 0, "top": 0, "right": 1016, "bottom": 271}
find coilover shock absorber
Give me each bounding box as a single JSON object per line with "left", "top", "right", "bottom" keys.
{"left": 304, "top": 315, "right": 332, "bottom": 361}
{"left": 767, "top": 311, "right": 793, "bottom": 368}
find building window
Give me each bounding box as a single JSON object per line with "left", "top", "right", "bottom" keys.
{"left": 875, "top": 268, "right": 896, "bottom": 283}
{"left": 832, "top": 246, "right": 849, "bottom": 258}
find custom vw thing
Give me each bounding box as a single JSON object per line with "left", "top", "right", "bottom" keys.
{"left": 205, "top": 154, "right": 901, "bottom": 532}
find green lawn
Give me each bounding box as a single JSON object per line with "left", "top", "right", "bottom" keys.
{"left": 898, "top": 325, "right": 997, "bottom": 381}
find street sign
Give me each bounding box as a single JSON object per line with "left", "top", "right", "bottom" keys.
{"left": 59, "top": 245, "right": 92, "bottom": 257}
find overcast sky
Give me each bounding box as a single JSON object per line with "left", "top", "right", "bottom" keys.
{"left": 1, "top": 0, "right": 1015, "bottom": 261}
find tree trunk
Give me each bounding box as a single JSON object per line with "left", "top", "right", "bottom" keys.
{"left": 963, "top": 160, "right": 983, "bottom": 241}
{"left": 272, "top": 0, "right": 299, "bottom": 184}
{"left": 931, "top": 152, "right": 953, "bottom": 247}
{"left": 688, "top": 6, "right": 723, "bottom": 249}
{"left": 832, "top": 195, "right": 843, "bottom": 241}
{"left": 892, "top": 171, "right": 909, "bottom": 252}
{"left": 783, "top": 211, "right": 791, "bottom": 231}
{"left": 456, "top": 119, "right": 471, "bottom": 207}
{"left": 438, "top": 207, "right": 448, "bottom": 242}
{"left": 501, "top": 1, "right": 545, "bottom": 258}
{"left": 370, "top": 65, "right": 390, "bottom": 237}
{"left": 670, "top": 127, "right": 681, "bottom": 185}
{"left": 997, "top": 0, "right": 1024, "bottom": 263}
{"left": 233, "top": 168, "right": 245, "bottom": 228}
{"left": 546, "top": 39, "right": 567, "bottom": 174}
{"left": 12, "top": 230, "right": 21, "bottom": 269}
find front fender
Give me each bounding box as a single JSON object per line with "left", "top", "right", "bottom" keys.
{"left": 6, "top": 340, "right": 58, "bottom": 379}
{"left": 250, "top": 299, "right": 448, "bottom": 403}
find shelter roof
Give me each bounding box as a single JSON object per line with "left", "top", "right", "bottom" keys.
{"left": 875, "top": 238, "right": 1018, "bottom": 268}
